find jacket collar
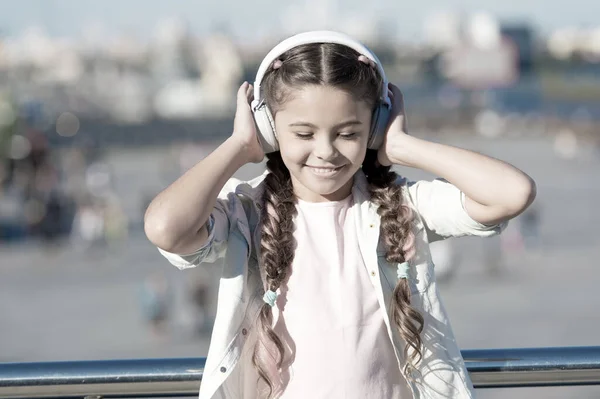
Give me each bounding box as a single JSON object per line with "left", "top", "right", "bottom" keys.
{"left": 351, "top": 169, "right": 371, "bottom": 203}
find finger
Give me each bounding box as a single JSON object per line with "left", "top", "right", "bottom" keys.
{"left": 246, "top": 84, "right": 254, "bottom": 103}
{"left": 388, "top": 84, "right": 404, "bottom": 113}
{"left": 237, "top": 82, "right": 251, "bottom": 109}
{"left": 388, "top": 83, "right": 404, "bottom": 102}
{"left": 238, "top": 81, "right": 248, "bottom": 98}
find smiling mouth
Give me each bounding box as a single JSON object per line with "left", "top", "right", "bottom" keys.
{"left": 305, "top": 165, "right": 345, "bottom": 176}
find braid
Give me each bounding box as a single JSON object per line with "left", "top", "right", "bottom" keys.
{"left": 362, "top": 149, "right": 424, "bottom": 378}
{"left": 252, "top": 152, "right": 297, "bottom": 398}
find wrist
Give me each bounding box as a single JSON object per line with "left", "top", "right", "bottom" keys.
{"left": 224, "top": 137, "right": 255, "bottom": 167}
{"left": 388, "top": 134, "right": 422, "bottom": 167}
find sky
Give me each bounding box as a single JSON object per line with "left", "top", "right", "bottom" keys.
{"left": 1, "top": 0, "right": 599, "bottom": 44}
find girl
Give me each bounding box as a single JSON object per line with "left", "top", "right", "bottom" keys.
{"left": 144, "top": 31, "right": 536, "bottom": 399}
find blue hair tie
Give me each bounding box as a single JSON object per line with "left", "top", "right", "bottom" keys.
{"left": 397, "top": 261, "right": 410, "bottom": 280}
{"left": 263, "top": 290, "right": 278, "bottom": 307}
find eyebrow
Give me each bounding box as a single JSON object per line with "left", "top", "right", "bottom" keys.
{"left": 288, "top": 120, "right": 363, "bottom": 129}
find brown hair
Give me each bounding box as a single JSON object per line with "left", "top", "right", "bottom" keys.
{"left": 253, "top": 42, "right": 423, "bottom": 397}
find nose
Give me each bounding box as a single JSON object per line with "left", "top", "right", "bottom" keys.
{"left": 313, "top": 136, "right": 337, "bottom": 161}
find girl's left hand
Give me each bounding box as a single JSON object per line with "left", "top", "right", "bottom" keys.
{"left": 377, "top": 83, "right": 412, "bottom": 167}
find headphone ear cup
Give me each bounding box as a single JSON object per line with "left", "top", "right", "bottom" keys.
{"left": 253, "top": 104, "right": 279, "bottom": 153}
{"left": 367, "top": 103, "right": 391, "bottom": 150}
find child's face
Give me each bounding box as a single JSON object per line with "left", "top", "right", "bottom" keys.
{"left": 274, "top": 85, "right": 372, "bottom": 202}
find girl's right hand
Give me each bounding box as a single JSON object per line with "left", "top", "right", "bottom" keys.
{"left": 232, "top": 82, "right": 265, "bottom": 164}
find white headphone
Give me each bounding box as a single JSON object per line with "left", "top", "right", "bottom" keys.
{"left": 251, "top": 30, "right": 391, "bottom": 154}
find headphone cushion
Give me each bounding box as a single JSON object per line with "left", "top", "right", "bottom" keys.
{"left": 367, "top": 104, "right": 391, "bottom": 150}
{"left": 254, "top": 106, "right": 279, "bottom": 153}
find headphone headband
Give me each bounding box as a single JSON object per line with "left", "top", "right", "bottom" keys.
{"left": 252, "top": 30, "right": 390, "bottom": 108}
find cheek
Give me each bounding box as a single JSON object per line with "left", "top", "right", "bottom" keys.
{"left": 339, "top": 140, "right": 368, "bottom": 164}
{"left": 280, "top": 142, "right": 308, "bottom": 167}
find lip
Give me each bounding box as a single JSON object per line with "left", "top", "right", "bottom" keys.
{"left": 305, "top": 165, "right": 344, "bottom": 169}
{"left": 304, "top": 164, "right": 346, "bottom": 177}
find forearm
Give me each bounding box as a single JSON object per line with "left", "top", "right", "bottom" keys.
{"left": 144, "top": 137, "right": 249, "bottom": 251}
{"left": 391, "top": 135, "right": 536, "bottom": 219}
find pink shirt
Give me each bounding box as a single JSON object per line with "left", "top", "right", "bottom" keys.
{"left": 264, "top": 194, "right": 411, "bottom": 398}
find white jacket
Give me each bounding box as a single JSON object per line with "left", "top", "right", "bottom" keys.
{"left": 158, "top": 170, "right": 506, "bottom": 399}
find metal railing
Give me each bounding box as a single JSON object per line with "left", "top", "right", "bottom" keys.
{"left": 1, "top": 346, "right": 600, "bottom": 398}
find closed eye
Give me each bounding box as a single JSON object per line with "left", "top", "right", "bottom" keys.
{"left": 293, "top": 132, "right": 358, "bottom": 140}
{"left": 294, "top": 132, "right": 313, "bottom": 140}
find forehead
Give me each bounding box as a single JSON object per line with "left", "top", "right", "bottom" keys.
{"left": 275, "top": 85, "right": 371, "bottom": 125}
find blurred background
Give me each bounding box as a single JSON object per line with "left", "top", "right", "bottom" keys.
{"left": 1, "top": 1, "right": 599, "bottom": 398}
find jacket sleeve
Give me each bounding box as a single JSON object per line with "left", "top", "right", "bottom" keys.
{"left": 405, "top": 178, "right": 507, "bottom": 243}
{"left": 155, "top": 176, "right": 252, "bottom": 270}
{"left": 156, "top": 198, "right": 231, "bottom": 270}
